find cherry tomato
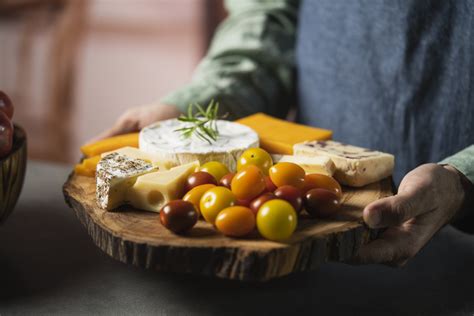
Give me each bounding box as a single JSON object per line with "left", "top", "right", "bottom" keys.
{"left": 160, "top": 200, "right": 198, "bottom": 234}
{"left": 249, "top": 192, "right": 276, "bottom": 215}
{"left": 200, "top": 186, "right": 237, "bottom": 224}
{"left": 269, "top": 162, "right": 305, "bottom": 189}
{"left": 186, "top": 171, "right": 217, "bottom": 192}
{"left": 236, "top": 198, "right": 252, "bottom": 207}
{"left": 182, "top": 184, "right": 216, "bottom": 214}
{"left": 219, "top": 172, "right": 235, "bottom": 189}
{"left": 0, "top": 91, "right": 14, "bottom": 119}
{"left": 215, "top": 206, "right": 256, "bottom": 237}
{"left": 303, "top": 173, "right": 342, "bottom": 198}
{"left": 0, "top": 111, "right": 13, "bottom": 158}
{"left": 237, "top": 148, "right": 273, "bottom": 175}
{"left": 274, "top": 185, "right": 303, "bottom": 214}
{"left": 264, "top": 176, "right": 277, "bottom": 192}
{"left": 304, "top": 188, "right": 341, "bottom": 218}
{"left": 256, "top": 199, "right": 297, "bottom": 241}
{"left": 231, "top": 165, "right": 266, "bottom": 200}
{"left": 200, "top": 161, "right": 229, "bottom": 182}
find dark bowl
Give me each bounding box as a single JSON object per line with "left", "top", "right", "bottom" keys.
{"left": 0, "top": 125, "right": 27, "bottom": 224}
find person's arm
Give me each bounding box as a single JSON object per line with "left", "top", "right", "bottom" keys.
{"left": 162, "top": 0, "right": 300, "bottom": 119}
{"left": 440, "top": 145, "right": 474, "bottom": 233}
{"left": 97, "top": 0, "right": 299, "bottom": 139}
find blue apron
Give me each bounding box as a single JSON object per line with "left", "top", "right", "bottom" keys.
{"left": 296, "top": 0, "right": 474, "bottom": 184}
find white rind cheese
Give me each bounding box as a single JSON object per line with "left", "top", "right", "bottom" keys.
{"left": 101, "top": 146, "right": 177, "bottom": 170}
{"left": 293, "top": 140, "right": 394, "bottom": 187}
{"left": 272, "top": 154, "right": 336, "bottom": 176}
{"left": 139, "top": 119, "right": 259, "bottom": 171}
{"left": 96, "top": 152, "right": 156, "bottom": 210}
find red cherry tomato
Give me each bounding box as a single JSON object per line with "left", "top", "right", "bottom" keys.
{"left": 0, "top": 91, "right": 14, "bottom": 119}
{"left": 186, "top": 171, "right": 218, "bottom": 192}
{"left": 0, "top": 111, "right": 13, "bottom": 158}
{"left": 249, "top": 192, "right": 276, "bottom": 215}
{"left": 274, "top": 185, "right": 303, "bottom": 214}
{"left": 219, "top": 172, "right": 235, "bottom": 189}
{"left": 304, "top": 188, "right": 341, "bottom": 218}
{"left": 264, "top": 176, "right": 277, "bottom": 192}
{"left": 160, "top": 200, "right": 198, "bottom": 234}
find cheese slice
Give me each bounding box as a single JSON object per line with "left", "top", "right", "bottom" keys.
{"left": 139, "top": 119, "right": 258, "bottom": 171}
{"left": 127, "top": 161, "right": 200, "bottom": 212}
{"left": 81, "top": 132, "right": 139, "bottom": 157}
{"left": 293, "top": 140, "right": 394, "bottom": 187}
{"left": 101, "top": 146, "right": 176, "bottom": 170}
{"left": 272, "top": 154, "right": 336, "bottom": 176}
{"left": 96, "top": 152, "right": 156, "bottom": 210}
{"left": 236, "top": 113, "right": 332, "bottom": 155}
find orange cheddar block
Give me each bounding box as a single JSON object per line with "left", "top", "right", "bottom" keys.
{"left": 83, "top": 155, "right": 102, "bottom": 171}
{"left": 74, "top": 163, "right": 95, "bottom": 177}
{"left": 80, "top": 133, "right": 139, "bottom": 157}
{"left": 236, "top": 113, "right": 332, "bottom": 155}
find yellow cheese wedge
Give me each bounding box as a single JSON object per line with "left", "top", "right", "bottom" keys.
{"left": 101, "top": 146, "right": 176, "bottom": 170}
{"left": 80, "top": 133, "right": 139, "bottom": 157}
{"left": 127, "top": 161, "right": 200, "bottom": 212}
{"left": 74, "top": 163, "right": 95, "bottom": 177}
{"left": 236, "top": 113, "right": 332, "bottom": 155}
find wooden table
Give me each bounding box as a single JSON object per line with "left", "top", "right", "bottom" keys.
{"left": 1, "top": 161, "right": 474, "bottom": 315}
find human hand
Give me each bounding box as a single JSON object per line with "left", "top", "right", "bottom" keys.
{"left": 355, "top": 163, "right": 468, "bottom": 266}
{"left": 93, "top": 103, "right": 181, "bottom": 141}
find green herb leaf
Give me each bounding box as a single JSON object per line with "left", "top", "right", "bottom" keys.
{"left": 173, "top": 100, "right": 226, "bottom": 144}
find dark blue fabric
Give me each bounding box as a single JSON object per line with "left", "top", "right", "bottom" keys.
{"left": 296, "top": 0, "right": 474, "bottom": 184}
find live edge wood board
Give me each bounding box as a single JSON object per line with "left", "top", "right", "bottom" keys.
{"left": 63, "top": 174, "right": 393, "bottom": 281}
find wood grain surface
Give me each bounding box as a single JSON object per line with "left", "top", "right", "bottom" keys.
{"left": 63, "top": 174, "right": 393, "bottom": 281}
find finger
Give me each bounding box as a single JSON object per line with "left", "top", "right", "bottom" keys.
{"left": 352, "top": 225, "right": 414, "bottom": 266}
{"left": 363, "top": 191, "right": 431, "bottom": 228}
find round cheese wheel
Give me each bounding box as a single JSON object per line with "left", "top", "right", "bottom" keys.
{"left": 139, "top": 119, "right": 259, "bottom": 171}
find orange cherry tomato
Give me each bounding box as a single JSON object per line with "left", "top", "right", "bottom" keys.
{"left": 182, "top": 184, "right": 216, "bottom": 214}
{"left": 215, "top": 206, "right": 256, "bottom": 237}
{"left": 303, "top": 173, "right": 342, "bottom": 198}
{"left": 231, "top": 165, "right": 266, "bottom": 200}
{"left": 268, "top": 162, "right": 305, "bottom": 189}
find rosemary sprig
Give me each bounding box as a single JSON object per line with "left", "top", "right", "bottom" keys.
{"left": 174, "top": 100, "right": 227, "bottom": 144}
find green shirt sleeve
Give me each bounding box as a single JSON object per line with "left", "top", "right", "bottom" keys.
{"left": 440, "top": 145, "right": 474, "bottom": 185}
{"left": 161, "top": 0, "right": 300, "bottom": 120}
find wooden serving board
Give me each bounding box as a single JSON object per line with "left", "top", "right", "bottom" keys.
{"left": 63, "top": 173, "right": 393, "bottom": 281}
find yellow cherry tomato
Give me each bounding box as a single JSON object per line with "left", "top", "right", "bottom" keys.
{"left": 237, "top": 148, "right": 273, "bottom": 175}
{"left": 231, "top": 165, "right": 266, "bottom": 200}
{"left": 182, "top": 184, "right": 216, "bottom": 214}
{"left": 200, "top": 161, "right": 230, "bottom": 182}
{"left": 215, "top": 206, "right": 256, "bottom": 237}
{"left": 256, "top": 199, "right": 297, "bottom": 241}
{"left": 269, "top": 162, "right": 305, "bottom": 189}
{"left": 200, "top": 186, "right": 237, "bottom": 224}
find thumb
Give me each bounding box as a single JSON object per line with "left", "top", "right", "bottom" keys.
{"left": 363, "top": 190, "right": 429, "bottom": 228}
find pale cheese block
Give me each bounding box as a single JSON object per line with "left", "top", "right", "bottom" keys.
{"left": 139, "top": 119, "right": 259, "bottom": 171}
{"left": 96, "top": 152, "right": 156, "bottom": 210}
{"left": 293, "top": 140, "right": 394, "bottom": 187}
{"left": 101, "top": 146, "right": 176, "bottom": 170}
{"left": 272, "top": 154, "right": 336, "bottom": 176}
{"left": 127, "top": 161, "right": 200, "bottom": 213}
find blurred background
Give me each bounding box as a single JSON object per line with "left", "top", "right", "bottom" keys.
{"left": 0, "top": 0, "right": 226, "bottom": 163}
